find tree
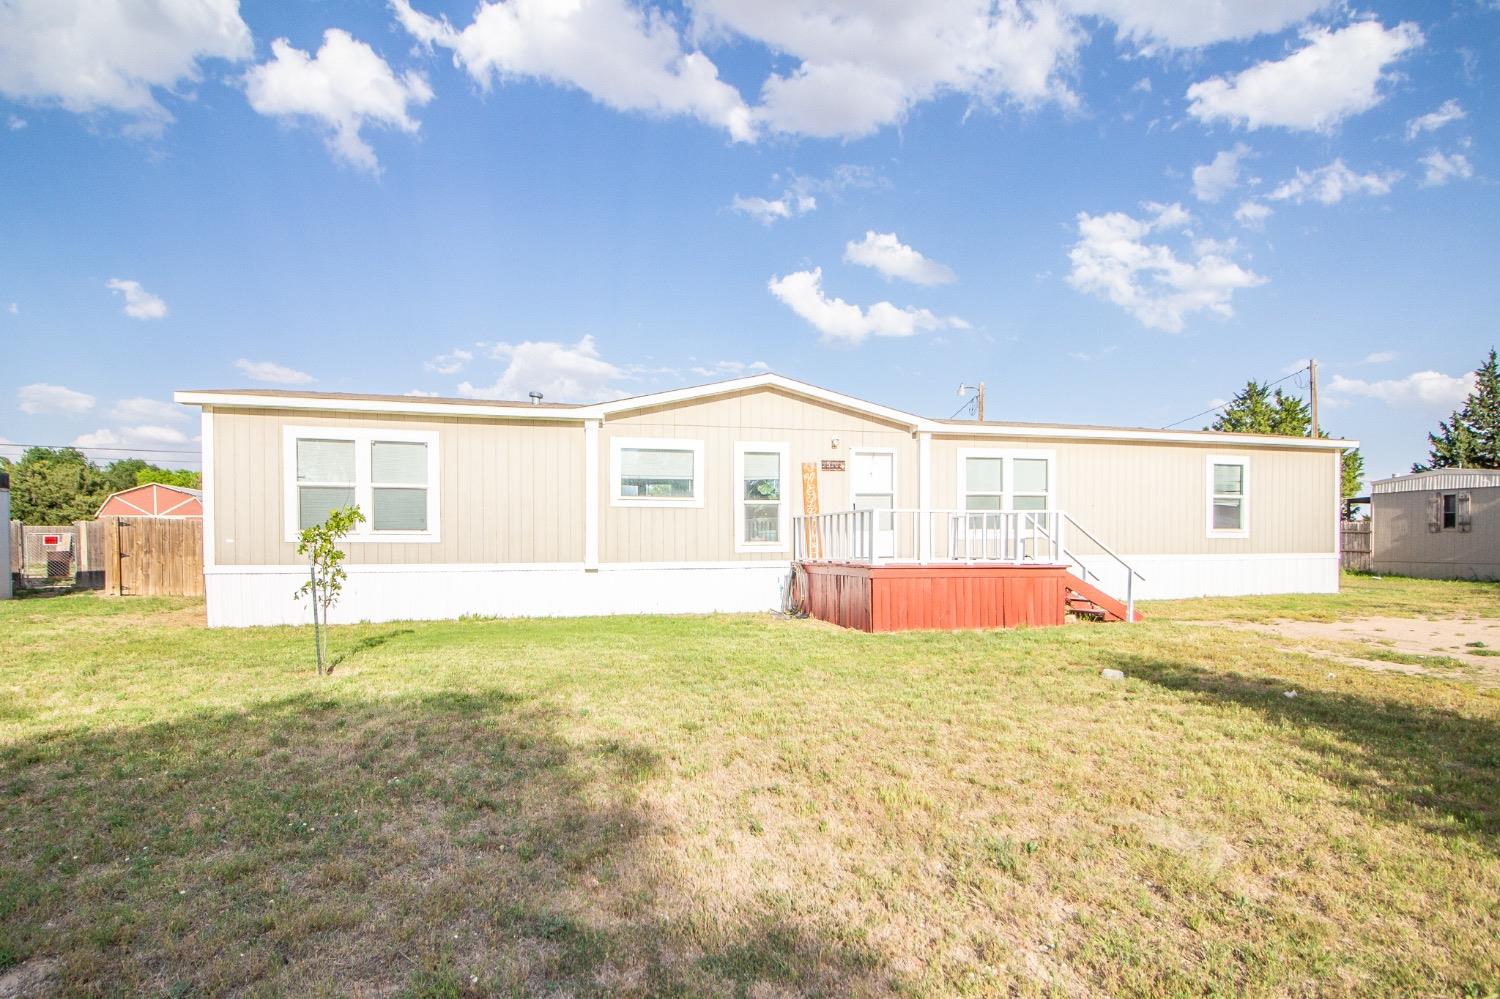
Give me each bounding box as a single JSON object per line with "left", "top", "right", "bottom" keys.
{"left": 102, "top": 458, "right": 154, "bottom": 493}
{"left": 136, "top": 467, "right": 201, "bottom": 489}
{"left": 295, "top": 506, "right": 365, "bottom": 675}
{"left": 1209, "top": 380, "right": 1364, "bottom": 499}
{"left": 1414, "top": 348, "right": 1499, "bottom": 471}
{"left": 6, "top": 448, "right": 111, "bottom": 524}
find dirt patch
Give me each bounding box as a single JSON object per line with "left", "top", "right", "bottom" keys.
{"left": 1218, "top": 616, "right": 1500, "bottom": 685}
{"left": 0, "top": 957, "right": 58, "bottom": 998}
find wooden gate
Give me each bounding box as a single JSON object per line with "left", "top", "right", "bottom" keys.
{"left": 104, "top": 517, "right": 204, "bottom": 596}
{"left": 1340, "top": 520, "right": 1373, "bottom": 572}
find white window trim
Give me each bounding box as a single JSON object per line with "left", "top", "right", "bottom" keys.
{"left": 955, "top": 448, "right": 1058, "bottom": 511}
{"left": 609, "top": 436, "right": 706, "bottom": 508}
{"left": 733, "top": 441, "right": 791, "bottom": 554}
{"left": 1206, "top": 454, "right": 1250, "bottom": 540}
{"left": 282, "top": 425, "right": 441, "bottom": 544}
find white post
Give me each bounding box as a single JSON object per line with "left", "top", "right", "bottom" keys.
{"left": 583, "top": 419, "right": 600, "bottom": 570}
{"left": 917, "top": 432, "right": 932, "bottom": 563}
{"left": 200, "top": 408, "right": 215, "bottom": 572}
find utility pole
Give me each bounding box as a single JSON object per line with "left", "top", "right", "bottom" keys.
{"left": 1309, "top": 358, "right": 1319, "bottom": 437}
{"left": 976, "top": 381, "right": 985, "bottom": 422}
{"left": 956, "top": 382, "right": 986, "bottom": 421}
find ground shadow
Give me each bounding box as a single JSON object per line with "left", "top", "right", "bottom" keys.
{"left": 1108, "top": 651, "right": 1500, "bottom": 846}
{"left": 329, "top": 627, "right": 416, "bottom": 669}
{"left": 0, "top": 687, "right": 898, "bottom": 996}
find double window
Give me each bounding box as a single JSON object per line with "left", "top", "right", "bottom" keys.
{"left": 283, "top": 427, "right": 439, "bottom": 542}
{"left": 958, "top": 450, "right": 1055, "bottom": 516}
{"left": 610, "top": 437, "right": 705, "bottom": 507}
{"left": 735, "top": 443, "right": 789, "bottom": 552}
{"left": 1206, "top": 455, "right": 1249, "bottom": 538}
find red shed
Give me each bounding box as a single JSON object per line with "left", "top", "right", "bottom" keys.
{"left": 96, "top": 483, "right": 203, "bottom": 519}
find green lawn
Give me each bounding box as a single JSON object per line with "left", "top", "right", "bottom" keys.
{"left": 2, "top": 576, "right": 1499, "bottom": 997}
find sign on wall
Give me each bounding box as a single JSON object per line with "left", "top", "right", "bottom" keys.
{"left": 820, "top": 460, "right": 845, "bottom": 472}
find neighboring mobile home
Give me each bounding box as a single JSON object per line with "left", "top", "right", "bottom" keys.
{"left": 175, "top": 374, "right": 1354, "bottom": 628}
{"left": 1369, "top": 468, "right": 1500, "bottom": 580}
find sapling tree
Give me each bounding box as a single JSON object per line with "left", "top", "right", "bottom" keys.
{"left": 295, "top": 506, "right": 365, "bottom": 674}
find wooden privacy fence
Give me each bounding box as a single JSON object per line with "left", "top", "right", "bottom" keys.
{"left": 1340, "top": 520, "right": 1373, "bottom": 572}
{"left": 104, "top": 517, "right": 204, "bottom": 596}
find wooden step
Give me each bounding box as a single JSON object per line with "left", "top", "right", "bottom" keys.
{"left": 1062, "top": 573, "right": 1142, "bottom": 623}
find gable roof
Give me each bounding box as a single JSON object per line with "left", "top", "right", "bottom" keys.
{"left": 96, "top": 482, "right": 203, "bottom": 518}
{"left": 176, "top": 372, "right": 1355, "bottom": 451}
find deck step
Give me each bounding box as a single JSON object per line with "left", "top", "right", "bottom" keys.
{"left": 1062, "top": 573, "right": 1142, "bottom": 623}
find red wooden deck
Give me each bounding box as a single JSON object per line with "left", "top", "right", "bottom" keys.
{"left": 799, "top": 561, "right": 1072, "bottom": 632}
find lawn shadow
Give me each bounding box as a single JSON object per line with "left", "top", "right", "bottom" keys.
{"left": 1107, "top": 651, "right": 1500, "bottom": 846}
{"left": 329, "top": 627, "right": 416, "bottom": 669}
{"left": 0, "top": 686, "right": 897, "bottom": 996}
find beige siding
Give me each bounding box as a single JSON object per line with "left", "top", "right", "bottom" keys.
{"left": 929, "top": 434, "right": 1337, "bottom": 555}
{"left": 1372, "top": 486, "right": 1500, "bottom": 579}
{"left": 600, "top": 389, "right": 916, "bottom": 562}
{"left": 211, "top": 407, "right": 584, "bottom": 565}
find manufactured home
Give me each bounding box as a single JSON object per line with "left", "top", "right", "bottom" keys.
{"left": 1370, "top": 468, "right": 1500, "bottom": 581}
{"left": 174, "top": 374, "right": 1354, "bottom": 628}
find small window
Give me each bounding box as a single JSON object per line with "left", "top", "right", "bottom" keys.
{"left": 1442, "top": 493, "right": 1458, "bottom": 530}
{"left": 735, "top": 443, "right": 790, "bottom": 552}
{"left": 371, "top": 441, "right": 429, "bottom": 532}
{"left": 1012, "top": 458, "right": 1049, "bottom": 512}
{"left": 964, "top": 457, "right": 1003, "bottom": 512}
{"left": 296, "top": 439, "right": 356, "bottom": 530}
{"left": 611, "top": 438, "right": 705, "bottom": 507}
{"left": 1207, "top": 456, "right": 1249, "bottom": 538}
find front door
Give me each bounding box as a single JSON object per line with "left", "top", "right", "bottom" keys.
{"left": 850, "top": 450, "right": 896, "bottom": 559}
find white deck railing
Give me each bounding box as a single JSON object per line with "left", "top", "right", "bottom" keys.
{"left": 791, "top": 508, "right": 1145, "bottom": 621}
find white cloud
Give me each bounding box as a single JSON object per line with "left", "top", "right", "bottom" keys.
{"left": 394, "top": 0, "right": 753, "bottom": 141}
{"left": 235, "top": 358, "right": 315, "bottom": 384}
{"left": 1267, "top": 159, "right": 1399, "bottom": 205}
{"left": 1066, "top": 201, "right": 1266, "bottom": 333}
{"left": 0, "top": 0, "right": 251, "bottom": 134}
{"left": 109, "top": 397, "right": 190, "bottom": 423}
{"left": 19, "top": 383, "right": 96, "bottom": 415}
{"left": 1234, "top": 200, "right": 1272, "bottom": 228}
{"left": 767, "top": 267, "right": 969, "bottom": 345}
{"left": 1406, "top": 99, "right": 1464, "bottom": 140}
{"left": 689, "top": 360, "right": 771, "bottom": 378}
{"left": 460, "top": 335, "right": 627, "bottom": 401}
{"left": 731, "top": 192, "right": 815, "bottom": 225}
{"left": 1186, "top": 20, "right": 1422, "bottom": 132}
{"left": 1362, "top": 351, "right": 1396, "bottom": 364}
{"left": 245, "top": 29, "right": 434, "bottom": 174}
{"left": 1419, "top": 149, "right": 1473, "bottom": 187}
{"left": 1327, "top": 370, "right": 1476, "bottom": 406}
{"left": 424, "top": 348, "right": 474, "bottom": 374}
{"left": 70, "top": 425, "right": 193, "bottom": 463}
{"left": 1064, "top": 0, "right": 1329, "bottom": 49}
{"left": 106, "top": 278, "right": 168, "bottom": 320}
{"left": 6, "top": 302, "right": 16, "bottom": 315}
{"left": 1192, "top": 143, "right": 1251, "bottom": 202}
{"left": 7, "top": 115, "right": 25, "bottom": 130}
{"left": 843, "top": 231, "right": 956, "bottom": 286}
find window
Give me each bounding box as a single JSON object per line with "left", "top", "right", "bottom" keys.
{"left": 1206, "top": 455, "right": 1249, "bottom": 538}
{"left": 734, "top": 442, "right": 790, "bottom": 552}
{"left": 611, "top": 437, "right": 705, "bottom": 507}
{"left": 958, "top": 450, "right": 1056, "bottom": 516}
{"left": 1442, "top": 493, "right": 1458, "bottom": 530}
{"left": 283, "top": 426, "right": 439, "bottom": 542}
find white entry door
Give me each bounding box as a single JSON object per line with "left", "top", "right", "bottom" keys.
{"left": 850, "top": 449, "right": 896, "bottom": 559}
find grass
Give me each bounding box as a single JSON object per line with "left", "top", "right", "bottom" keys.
{"left": 1, "top": 576, "right": 1498, "bottom": 996}
{"left": 1147, "top": 571, "right": 1500, "bottom": 621}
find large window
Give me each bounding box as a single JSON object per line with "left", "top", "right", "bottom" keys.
{"left": 1206, "top": 455, "right": 1249, "bottom": 539}
{"left": 611, "top": 437, "right": 705, "bottom": 507}
{"left": 958, "top": 450, "right": 1055, "bottom": 516}
{"left": 283, "top": 426, "right": 440, "bottom": 542}
{"left": 735, "top": 442, "right": 790, "bottom": 552}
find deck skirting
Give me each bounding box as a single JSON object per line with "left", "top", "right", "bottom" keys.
{"left": 800, "top": 562, "right": 1070, "bottom": 632}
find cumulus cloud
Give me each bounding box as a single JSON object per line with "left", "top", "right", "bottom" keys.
{"left": 1419, "top": 149, "right": 1473, "bottom": 187}
{"left": 1406, "top": 99, "right": 1464, "bottom": 140}
{"left": 18, "top": 383, "right": 95, "bottom": 415}
{"left": 235, "top": 359, "right": 315, "bottom": 384}
{"left": 0, "top": 0, "right": 252, "bottom": 134}
{"left": 730, "top": 165, "right": 883, "bottom": 225}
{"left": 110, "top": 397, "right": 190, "bottom": 423}
{"left": 1267, "top": 159, "right": 1399, "bottom": 205}
{"left": 106, "top": 278, "right": 168, "bottom": 319}
{"left": 245, "top": 29, "right": 434, "bottom": 173}
{"left": 767, "top": 267, "right": 969, "bottom": 345}
{"left": 1186, "top": 20, "right": 1422, "bottom": 132}
{"left": 1191, "top": 143, "right": 1252, "bottom": 202}
{"left": 731, "top": 192, "right": 815, "bottom": 225}
{"left": 1327, "top": 370, "right": 1476, "bottom": 406}
{"left": 460, "top": 335, "right": 627, "bottom": 401}
{"left": 1234, "top": 200, "right": 1272, "bottom": 228}
{"left": 1362, "top": 351, "right": 1396, "bottom": 364}
{"left": 1063, "top": 0, "right": 1330, "bottom": 49}
{"left": 74, "top": 425, "right": 190, "bottom": 448}
{"left": 7, "top": 115, "right": 26, "bottom": 130}
{"left": 1066, "top": 201, "right": 1265, "bottom": 332}
{"left": 843, "top": 232, "right": 956, "bottom": 286}
{"left": 424, "top": 348, "right": 474, "bottom": 375}
{"left": 393, "top": 0, "right": 753, "bottom": 141}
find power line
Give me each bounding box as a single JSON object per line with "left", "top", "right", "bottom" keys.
{"left": 0, "top": 441, "right": 201, "bottom": 455}
{"left": 1162, "top": 366, "right": 1309, "bottom": 430}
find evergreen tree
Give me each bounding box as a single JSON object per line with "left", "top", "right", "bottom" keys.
{"left": 1413, "top": 348, "right": 1499, "bottom": 471}
{"left": 1209, "top": 380, "right": 1364, "bottom": 498}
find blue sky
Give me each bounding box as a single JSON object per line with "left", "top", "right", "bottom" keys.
{"left": 2, "top": 0, "right": 1496, "bottom": 485}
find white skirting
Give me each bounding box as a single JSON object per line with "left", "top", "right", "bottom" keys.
{"left": 204, "top": 562, "right": 793, "bottom": 628}
{"left": 1069, "top": 552, "right": 1340, "bottom": 601}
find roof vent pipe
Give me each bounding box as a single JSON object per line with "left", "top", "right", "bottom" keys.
{"left": 528, "top": 391, "right": 543, "bottom": 405}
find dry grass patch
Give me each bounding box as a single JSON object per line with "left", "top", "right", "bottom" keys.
{"left": 2, "top": 577, "right": 1499, "bottom": 996}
